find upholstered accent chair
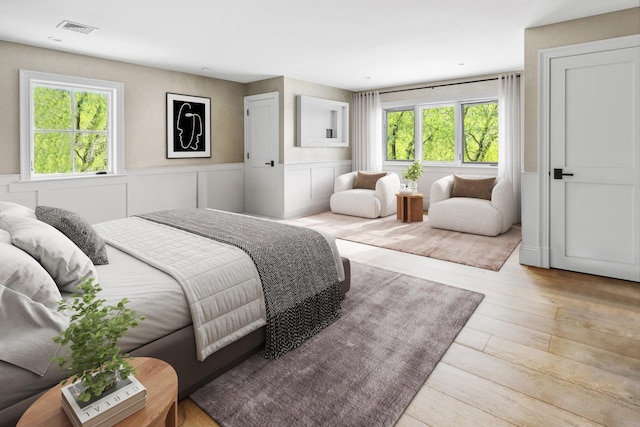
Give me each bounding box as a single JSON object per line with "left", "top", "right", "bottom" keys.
{"left": 429, "top": 175, "right": 514, "bottom": 236}
{"left": 329, "top": 171, "right": 400, "bottom": 218}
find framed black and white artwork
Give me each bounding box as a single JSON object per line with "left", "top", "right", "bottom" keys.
{"left": 166, "top": 93, "right": 211, "bottom": 158}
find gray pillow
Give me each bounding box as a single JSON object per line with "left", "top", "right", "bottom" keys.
{"left": 36, "top": 206, "right": 109, "bottom": 265}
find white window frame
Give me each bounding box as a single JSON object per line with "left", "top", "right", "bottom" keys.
{"left": 19, "top": 70, "right": 125, "bottom": 181}
{"left": 382, "top": 92, "right": 498, "bottom": 168}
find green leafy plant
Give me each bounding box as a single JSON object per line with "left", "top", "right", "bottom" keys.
{"left": 53, "top": 279, "right": 145, "bottom": 402}
{"left": 402, "top": 161, "right": 424, "bottom": 182}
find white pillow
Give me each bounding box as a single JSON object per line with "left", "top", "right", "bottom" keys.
{"left": 0, "top": 229, "right": 10, "bottom": 244}
{"left": 0, "top": 241, "right": 61, "bottom": 309}
{"left": 0, "top": 215, "right": 97, "bottom": 292}
{"left": 0, "top": 201, "right": 36, "bottom": 219}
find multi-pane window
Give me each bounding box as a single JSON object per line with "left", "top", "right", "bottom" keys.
{"left": 20, "top": 70, "right": 124, "bottom": 181}
{"left": 462, "top": 102, "right": 498, "bottom": 164}
{"left": 422, "top": 105, "right": 455, "bottom": 162}
{"left": 385, "top": 98, "right": 499, "bottom": 166}
{"left": 385, "top": 109, "right": 415, "bottom": 160}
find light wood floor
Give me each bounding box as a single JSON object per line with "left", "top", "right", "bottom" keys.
{"left": 178, "top": 239, "right": 640, "bottom": 427}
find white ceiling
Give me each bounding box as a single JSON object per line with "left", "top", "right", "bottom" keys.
{"left": 0, "top": 0, "right": 637, "bottom": 91}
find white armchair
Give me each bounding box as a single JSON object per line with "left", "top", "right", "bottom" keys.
{"left": 429, "top": 175, "right": 514, "bottom": 236}
{"left": 330, "top": 171, "right": 400, "bottom": 218}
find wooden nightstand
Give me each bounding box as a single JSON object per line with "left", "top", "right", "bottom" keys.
{"left": 17, "top": 357, "right": 178, "bottom": 427}
{"left": 396, "top": 193, "right": 424, "bottom": 223}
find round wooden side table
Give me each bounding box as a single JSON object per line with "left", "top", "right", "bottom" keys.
{"left": 17, "top": 357, "right": 178, "bottom": 427}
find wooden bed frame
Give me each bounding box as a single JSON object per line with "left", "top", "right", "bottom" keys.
{"left": 1, "top": 258, "right": 350, "bottom": 427}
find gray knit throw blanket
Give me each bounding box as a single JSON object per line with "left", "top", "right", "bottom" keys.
{"left": 138, "top": 208, "right": 342, "bottom": 359}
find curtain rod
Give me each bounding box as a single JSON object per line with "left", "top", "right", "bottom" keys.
{"left": 379, "top": 74, "right": 520, "bottom": 95}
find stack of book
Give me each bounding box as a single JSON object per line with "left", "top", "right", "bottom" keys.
{"left": 61, "top": 375, "right": 146, "bottom": 427}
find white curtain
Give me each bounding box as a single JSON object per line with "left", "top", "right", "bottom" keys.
{"left": 498, "top": 73, "right": 522, "bottom": 223}
{"left": 352, "top": 91, "right": 382, "bottom": 172}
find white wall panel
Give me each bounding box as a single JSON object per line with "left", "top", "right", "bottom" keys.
{"left": 519, "top": 172, "right": 540, "bottom": 267}
{"left": 199, "top": 165, "right": 244, "bottom": 213}
{"left": 283, "top": 160, "right": 351, "bottom": 219}
{"left": 0, "top": 163, "right": 245, "bottom": 223}
{"left": 127, "top": 171, "right": 198, "bottom": 216}
{"left": 38, "top": 184, "right": 127, "bottom": 224}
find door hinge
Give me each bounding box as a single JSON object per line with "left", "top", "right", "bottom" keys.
{"left": 247, "top": 152, "right": 250, "bottom": 159}
{"left": 246, "top": 109, "right": 249, "bottom": 116}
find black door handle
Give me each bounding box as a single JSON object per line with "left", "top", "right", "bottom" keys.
{"left": 553, "top": 168, "right": 574, "bottom": 179}
{"left": 265, "top": 160, "right": 274, "bottom": 167}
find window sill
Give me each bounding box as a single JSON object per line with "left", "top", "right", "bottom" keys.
{"left": 384, "top": 161, "right": 498, "bottom": 169}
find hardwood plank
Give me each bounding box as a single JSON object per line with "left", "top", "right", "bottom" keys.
{"left": 405, "top": 384, "right": 514, "bottom": 427}
{"left": 549, "top": 336, "right": 640, "bottom": 382}
{"left": 443, "top": 342, "right": 640, "bottom": 426}
{"left": 453, "top": 327, "right": 491, "bottom": 351}
{"left": 464, "top": 313, "right": 552, "bottom": 351}
{"left": 476, "top": 302, "right": 640, "bottom": 359}
{"left": 394, "top": 414, "right": 430, "bottom": 427}
{"left": 426, "top": 363, "right": 602, "bottom": 427}
{"left": 483, "top": 336, "right": 640, "bottom": 407}
{"left": 557, "top": 306, "right": 640, "bottom": 341}
{"left": 178, "top": 399, "right": 219, "bottom": 427}
{"left": 482, "top": 293, "right": 559, "bottom": 319}
{"left": 523, "top": 267, "right": 640, "bottom": 306}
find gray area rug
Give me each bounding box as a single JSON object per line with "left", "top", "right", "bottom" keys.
{"left": 290, "top": 211, "right": 521, "bottom": 271}
{"left": 190, "top": 262, "right": 485, "bottom": 427}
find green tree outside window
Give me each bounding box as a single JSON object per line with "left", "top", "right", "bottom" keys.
{"left": 463, "top": 102, "right": 498, "bottom": 163}
{"left": 386, "top": 109, "right": 415, "bottom": 161}
{"left": 422, "top": 106, "right": 455, "bottom": 162}
{"left": 33, "top": 86, "right": 108, "bottom": 175}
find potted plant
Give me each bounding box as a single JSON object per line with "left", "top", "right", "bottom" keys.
{"left": 402, "top": 161, "right": 424, "bottom": 192}
{"left": 53, "top": 279, "right": 145, "bottom": 402}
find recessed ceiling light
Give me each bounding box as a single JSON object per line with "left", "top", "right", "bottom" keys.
{"left": 48, "top": 36, "right": 63, "bottom": 42}
{"left": 201, "top": 67, "right": 210, "bottom": 71}
{"left": 364, "top": 75, "right": 372, "bottom": 80}
{"left": 458, "top": 63, "right": 465, "bottom": 66}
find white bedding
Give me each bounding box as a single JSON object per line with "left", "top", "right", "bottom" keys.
{"left": 0, "top": 244, "right": 192, "bottom": 411}
{"left": 94, "top": 217, "right": 267, "bottom": 361}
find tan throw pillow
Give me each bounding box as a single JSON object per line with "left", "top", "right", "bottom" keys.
{"left": 451, "top": 176, "right": 496, "bottom": 200}
{"left": 353, "top": 172, "right": 387, "bottom": 190}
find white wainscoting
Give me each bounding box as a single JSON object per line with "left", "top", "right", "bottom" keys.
{"left": 283, "top": 160, "right": 352, "bottom": 219}
{"left": 0, "top": 163, "right": 245, "bottom": 224}
{"left": 519, "top": 172, "right": 543, "bottom": 268}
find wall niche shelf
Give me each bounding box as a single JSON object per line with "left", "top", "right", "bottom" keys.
{"left": 297, "top": 95, "right": 349, "bottom": 147}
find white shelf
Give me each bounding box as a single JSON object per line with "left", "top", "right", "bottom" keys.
{"left": 297, "top": 95, "right": 349, "bottom": 147}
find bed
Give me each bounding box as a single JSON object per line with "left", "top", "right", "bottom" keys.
{"left": 0, "top": 202, "right": 350, "bottom": 427}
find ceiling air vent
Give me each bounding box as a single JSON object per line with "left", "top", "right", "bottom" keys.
{"left": 56, "top": 20, "right": 98, "bottom": 35}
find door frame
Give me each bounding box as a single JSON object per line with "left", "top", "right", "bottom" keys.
{"left": 537, "top": 34, "right": 640, "bottom": 270}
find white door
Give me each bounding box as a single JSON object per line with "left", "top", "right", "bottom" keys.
{"left": 244, "top": 92, "right": 279, "bottom": 218}
{"left": 549, "top": 46, "right": 640, "bottom": 281}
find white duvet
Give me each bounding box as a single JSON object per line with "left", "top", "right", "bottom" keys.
{"left": 94, "top": 217, "right": 267, "bottom": 361}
